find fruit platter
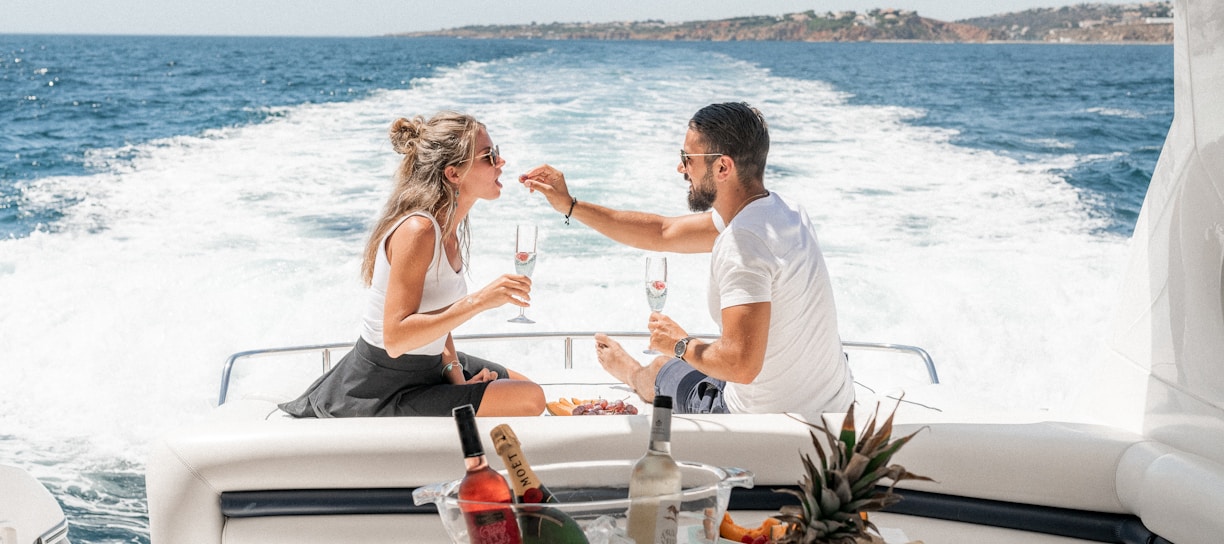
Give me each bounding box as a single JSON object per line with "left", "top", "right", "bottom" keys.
{"left": 545, "top": 397, "right": 640, "bottom": 416}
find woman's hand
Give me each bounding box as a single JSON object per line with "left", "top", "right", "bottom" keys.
{"left": 464, "top": 367, "right": 499, "bottom": 384}
{"left": 519, "top": 164, "right": 573, "bottom": 213}
{"left": 468, "top": 274, "right": 532, "bottom": 311}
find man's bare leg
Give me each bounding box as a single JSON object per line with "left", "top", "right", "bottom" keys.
{"left": 594, "top": 333, "right": 670, "bottom": 403}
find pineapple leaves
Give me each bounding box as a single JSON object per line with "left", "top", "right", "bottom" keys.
{"left": 809, "top": 430, "right": 831, "bottom": 474}
{"left": 863, "top": 426, "right": 928, "bottom": 476}
{"left": 775, "top": 399, "right": 930, "bottom": 543}
{"left": 837, "top": 403, "right": 857, "bottom": 453}
{"left": 843, "top": 452, "right": 871, "bottom": 484}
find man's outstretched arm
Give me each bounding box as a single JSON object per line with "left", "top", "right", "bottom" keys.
{"left": 520, "top": 164, "right": 718, "bottom": 254}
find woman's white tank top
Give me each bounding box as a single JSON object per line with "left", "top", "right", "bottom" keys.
{"left": 359, "top": 212, "right": 467, "bottom": 355}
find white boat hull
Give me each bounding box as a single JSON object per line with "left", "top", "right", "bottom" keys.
{"left": 0, "top": 465, "right": 70, "bottom": 544}
{"left": 147, "top": 394, "right": 1224, "bottom": 543}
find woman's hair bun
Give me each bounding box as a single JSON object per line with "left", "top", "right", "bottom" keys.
{"left": 390, "top": 116, "right": 425, "bottom": 155}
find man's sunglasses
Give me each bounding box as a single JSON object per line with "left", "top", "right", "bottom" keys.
{"left": 680, "top": 149, "right": 722, "bottom": 167}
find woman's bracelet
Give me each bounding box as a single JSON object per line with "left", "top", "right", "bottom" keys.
{"left": 442, "top": 361, "right": 461, "bottom": 377}
{"left": 564, "top": 196, "right": 577, "bottom": 225}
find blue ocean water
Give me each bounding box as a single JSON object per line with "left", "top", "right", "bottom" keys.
{"left": 0, "top": 35, "right": 1170, "bottom": 543}
{"left": 688, "top": 41, "right": 1170, "bottom": 234}
{"left": 0, "top": 36, "right": 544, "bottom": 237}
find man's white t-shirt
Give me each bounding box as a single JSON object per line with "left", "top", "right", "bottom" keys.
{"left": 708, "top": 192, "right": 854, "bottom": 417}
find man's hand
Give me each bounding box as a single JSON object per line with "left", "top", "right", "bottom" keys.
{"left": 519, "top": 164, "right": 573, "bottom": 214}
{"left": 647, "top": 311, "right": 689, "bottom": 355}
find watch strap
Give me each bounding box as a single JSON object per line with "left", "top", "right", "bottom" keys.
{"left": 675, "top": 336, "right": 697, "bottom": 360}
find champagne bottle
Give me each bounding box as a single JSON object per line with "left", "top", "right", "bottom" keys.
{"left": 626, "top": 395, "right": 682, "bottom": 544}
{"left": 453, "top": 405, "right": 522, "bottom": 544}
{"left": 490, "top": 424, "right": 589, "bottom": 544}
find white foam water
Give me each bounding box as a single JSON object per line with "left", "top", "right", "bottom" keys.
{"left": 0, "top": 44, "right": 1128, "bottom": 502}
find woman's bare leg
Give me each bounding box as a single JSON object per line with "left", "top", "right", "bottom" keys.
{"left": 475, "top": 380, "right": 546, "bottom": 416}
{"left": 502, "top": 368, "right": 533, "bottom": 381}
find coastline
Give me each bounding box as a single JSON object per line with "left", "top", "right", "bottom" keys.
{"left": 391, "top": 3, "right": 1173, "bottom": 45}
{"left": 391, "top": 35, "right": 1173, "bottom": 45}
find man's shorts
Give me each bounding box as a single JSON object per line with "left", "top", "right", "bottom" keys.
{"left": 654, "top": 358, "right": 729, "bottom": 414}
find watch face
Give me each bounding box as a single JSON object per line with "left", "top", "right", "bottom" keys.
{"left": 674, "top": 338, "right": 687, "bottom": 358}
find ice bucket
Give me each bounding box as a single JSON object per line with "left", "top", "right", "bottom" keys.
{"left": 413, "top": 459, "right": 753, "bottom": 543}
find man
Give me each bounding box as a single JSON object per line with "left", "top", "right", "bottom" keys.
{"left": 519, "top": 102, "right": 853, "bottom": 417}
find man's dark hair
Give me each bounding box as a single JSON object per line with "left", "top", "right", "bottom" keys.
{"left": 688, "top": 102, "right": 769, "bottom": 186}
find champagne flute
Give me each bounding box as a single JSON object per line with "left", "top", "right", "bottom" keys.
{"left": 643, "top": 256, "right": 667, "bottom": 353}
{"left": 508, "top": 224, "right": 537, "bottom": 324}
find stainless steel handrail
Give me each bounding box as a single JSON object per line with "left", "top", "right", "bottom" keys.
{"left": 842, "top": 340, "right": 939, "bottom": 384}
{"left": 218, "top": 342, "right": 352, "bottom": 405}
{"left": 218, "top": 332, "right": 937, "bottom": 405}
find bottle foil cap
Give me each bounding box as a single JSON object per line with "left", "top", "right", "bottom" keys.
{"left": 453, "top": 404, "right": 483, "bottom": 457}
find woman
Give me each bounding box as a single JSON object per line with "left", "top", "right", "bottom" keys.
{"left": 280, "top": 111, "right": 546, "bottom": 417}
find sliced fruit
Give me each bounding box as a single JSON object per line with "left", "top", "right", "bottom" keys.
{"left": 544, "top": 397, "right": 639, "bottom": 416}
{"left": 719, "top": 512, "right": 784, "bottom": 543}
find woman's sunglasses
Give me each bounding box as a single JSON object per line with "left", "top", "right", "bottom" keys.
{"left": 476, "top": 145, "right": 500, "bottom": 167}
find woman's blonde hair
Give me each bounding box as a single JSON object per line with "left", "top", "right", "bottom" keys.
{"left": 361, "top": 111, "right": 483, "bottom": 286}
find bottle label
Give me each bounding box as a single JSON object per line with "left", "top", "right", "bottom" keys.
{"left": 467, "top": 508, "right": 520, "bottom": 544}
{"left": 653, "top": 498, "right": 679, "bottom": 544}
{"left": 504, "top": 450, "right": 538, "bottom": 492}
{"left": 650, "top": 408, "right": 672, "bottom": 443}
{"left": 627, "top": 497, "right": 679, "bottom": 544}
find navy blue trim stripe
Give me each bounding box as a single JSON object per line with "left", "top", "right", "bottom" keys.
{"left": 219, "top": 486, "right": 1169, "bottom": 544}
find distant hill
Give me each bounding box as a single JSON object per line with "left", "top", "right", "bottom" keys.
{"left": 961, "top": 2, "right": 1173, "bottom": 42}
{"left": 393, "top": 2, "right": 1172, "bottom": 43}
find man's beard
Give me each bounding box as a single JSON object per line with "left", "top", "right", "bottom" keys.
{"left": 686, "top": 169, "right": 717, "bottom": 212}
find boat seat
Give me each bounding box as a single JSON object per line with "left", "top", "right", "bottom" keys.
{"left": 147, "top": 399, "right": 1224, "bottom": 544}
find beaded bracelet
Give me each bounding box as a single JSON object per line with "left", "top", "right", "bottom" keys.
{"left": 442, "top": 361, "right": 460, "bottom": 377}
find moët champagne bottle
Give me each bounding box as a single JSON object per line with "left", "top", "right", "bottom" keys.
{"left": 490, "top": 423, "right": 589, "bottom": 544}
{"left": 453, "top": 405, "right": 522, "bottom": 544}
{"left": 626, "top": 395, "right": 681, "bottom": 544}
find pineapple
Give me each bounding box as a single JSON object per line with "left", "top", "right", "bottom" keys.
{"left": 773, "top": 398, "right": 931, "bottom": 544}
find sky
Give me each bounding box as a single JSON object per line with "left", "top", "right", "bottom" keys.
{"left": 3, "top": 0, "right": 1152, "bottom": 37}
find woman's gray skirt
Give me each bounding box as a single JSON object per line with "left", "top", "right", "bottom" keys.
{"left": 278, "top": 337, "right": 507, "bottom": 417}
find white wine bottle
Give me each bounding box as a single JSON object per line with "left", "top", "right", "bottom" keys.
{"left": 626, "top": 395, "right": 681, "bottom": 544}
{"left": 490, "top": 424, "right": 589, "bottom": 544}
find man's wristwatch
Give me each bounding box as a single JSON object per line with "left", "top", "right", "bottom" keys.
{"left": 673, "top": 336, "right": 697, "bottom": 361}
